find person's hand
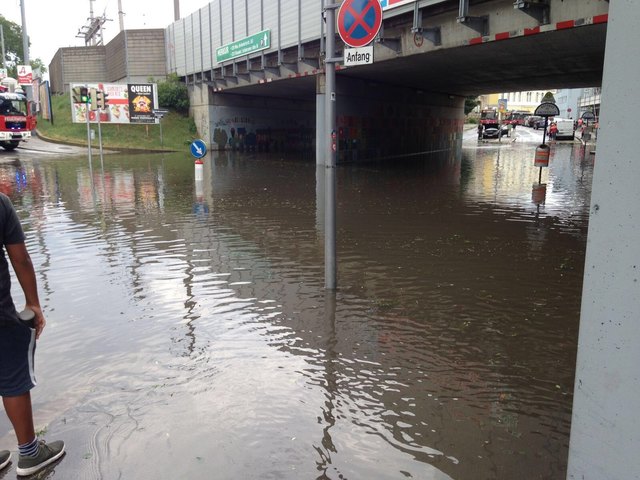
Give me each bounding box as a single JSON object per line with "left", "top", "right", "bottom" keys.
{"left": 26, "top": 305, "right": 46, "bottom": 339}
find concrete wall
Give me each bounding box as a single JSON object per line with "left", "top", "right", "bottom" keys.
{"left": 49, "top": 47, "right": 107, "bottom": 93}
{"left": 106, "top": 32, "right": 127, "bottom": 82}
{"left": 566, "top": 2, "right": 640, "bottom": 479}
{"left": 191, "top": 76, "right": 464, "bottom": 160}
{"left": 49, "top": 29, "right": 166, "bottom": 92}
{"left": 190, "top": 83, "right": 212, "bottom": 144}
{"left": 335, "top": 77, "right": 464, "bottom": 162}
{"left": 123, "top": 30, "right": 167, "bottom": 83}
{"left": 190, "top": 84, "right": 316, "bottom": 153}
{"left": 48, "top": 49, "right": 65, "bottom": 95}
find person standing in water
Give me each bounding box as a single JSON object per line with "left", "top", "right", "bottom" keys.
{"left": 0, "top": 192, "right": 65, "bottom": 476}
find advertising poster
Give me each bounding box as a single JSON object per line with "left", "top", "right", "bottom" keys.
{"left": 127, "top": 84, "right": 157, "bottom": 124}
{"left": 70, "top": 83, "right": 157, "bottom": 124}
{"left": 104, "top": 83, "right": 130, "bottom": 124}
{"left": 17, "top": 65, "right": 32, "bottom": 85}
{"left": 39, "top": 81, "right": 52, "bottom": 121}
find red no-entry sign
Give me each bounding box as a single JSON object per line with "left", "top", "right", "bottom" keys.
{"left": 337, "top": 0, "right": 383, "bottom": 48}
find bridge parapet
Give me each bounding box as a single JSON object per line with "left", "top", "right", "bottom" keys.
{"left": 167, "top": 0, "right": 608, "bottom": 95}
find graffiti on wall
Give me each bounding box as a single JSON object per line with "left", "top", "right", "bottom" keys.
{"left": 210, "top": 106, "right": 314, "bottom": 153}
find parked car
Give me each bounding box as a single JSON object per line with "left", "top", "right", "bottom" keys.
{"left": 527, "top": 115, "right": 542, "bottom": 127}
{"left": 533, "top": 117, "right": 547, "bottom": 130}
{"left": 554, "top": 118, "right": 575, "bottom": 140}
{"left": 482, "top": 123, "right": 510, "bottom": 139}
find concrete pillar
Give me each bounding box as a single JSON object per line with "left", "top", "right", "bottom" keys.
{"left": 567, "top": 2, "right": 640, "bottom": 479}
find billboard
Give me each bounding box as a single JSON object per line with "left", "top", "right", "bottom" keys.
{"left": 70, "top": 83, "right": 158, "bottom": 124}
{"left": 39, "top": 82, "right": 52, "bottom": 121}
{"left": 127, "top": 84, "right": 158, "bottom": 124}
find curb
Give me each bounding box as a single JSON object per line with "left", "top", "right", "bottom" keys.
{"left": 34, "top": 130, "right": 180, "bottom": 154}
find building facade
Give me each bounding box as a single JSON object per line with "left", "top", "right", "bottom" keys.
{"left": 48, "top": 29, "right": 167, "bottom": 94}
{"left": 480, "top": 90, "right": 556, "bottom": 114}
{"left": 478, "top": 88, "right": 600, "bottom": 120}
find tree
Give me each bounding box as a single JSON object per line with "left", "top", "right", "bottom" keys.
{"left": 0, "top": 15, "right": 23, "bottom": 68}
{"left": 156, "top": 73, "right": 189, "bottom": 114}
{"left": 0, "top": 15, "right": 47, "bottom": 77}
{"left": 464, "top": 96, "right": 480, "bottom": 115}
{"left": 29, "top": 58, "right": 47, "bottom": 75}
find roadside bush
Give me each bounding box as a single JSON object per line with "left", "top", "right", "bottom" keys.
{"left": 156, "top": 73, "right": 189, "bottom": 114}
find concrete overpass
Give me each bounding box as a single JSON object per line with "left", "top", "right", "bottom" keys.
{"left": 167, "top": 0, "right": 608, "bottom": 161}
{"left": 169, "top": 0, "right": 608, "bottom": 97}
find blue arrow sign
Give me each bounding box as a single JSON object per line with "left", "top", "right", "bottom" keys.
{"left": 190, "top": 139, "right": 207, "bottom": 159}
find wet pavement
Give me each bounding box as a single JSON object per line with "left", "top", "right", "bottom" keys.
{"left": 0, "top": 130, "right": 594, "bottom": 479}
{"left": 0, "top": 135, "right": 91, "bottom": 160}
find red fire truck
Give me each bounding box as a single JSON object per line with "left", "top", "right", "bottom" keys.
{"left": 504, "top": 110, "right": 528, "bottom": 126}
{"left": 0, "top": 90, "right": 36, "bottom": 151}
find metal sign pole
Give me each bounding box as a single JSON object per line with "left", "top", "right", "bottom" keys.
{"left": 324, "top": 3, "right": 339, "bottom": 290}
{"left": 97, "top": 107, "right": 104, "bottom": 169}
{"left": 85, "top": 85, "right": 93, "bottom": 167}
{"left": 153, "top": 109, "right": 168, "bottom": 146}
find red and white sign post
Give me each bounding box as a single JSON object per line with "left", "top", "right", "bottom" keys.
{"left": 17, "top": 65, "right": 33, "bottom": 86}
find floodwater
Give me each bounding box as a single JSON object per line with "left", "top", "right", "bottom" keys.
{"left": 0, "top": 131, "right": 594, "bottom": 479}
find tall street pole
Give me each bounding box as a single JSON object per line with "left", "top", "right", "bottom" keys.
{"left": 118, "top": 0, "right": 125, "bottom": 31}
{"left": 324, "top": 3, "right": 339, "bottom": 290}
{"left": 174, "top": 0, "right": 181, "bottom": 21}
{"left": 19, "top": 0, "right": 31, "bottom": 101}
{"left": 0, "top": 25, "right": 7, "bottom": 69}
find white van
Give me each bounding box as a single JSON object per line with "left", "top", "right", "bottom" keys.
{"left": 554, "top": 118, "right": 575, "bottom": 140}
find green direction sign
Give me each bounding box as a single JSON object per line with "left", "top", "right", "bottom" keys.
{"left": 216, "top": 30, "right": 271, "bottom": 63}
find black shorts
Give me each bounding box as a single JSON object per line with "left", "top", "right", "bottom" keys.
{"left": 0, "top": 316, "right": 36, "bottom": 397}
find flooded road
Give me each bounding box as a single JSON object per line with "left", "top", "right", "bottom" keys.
{"left": 0, "top": 131, "right": 594, "bottom": 479}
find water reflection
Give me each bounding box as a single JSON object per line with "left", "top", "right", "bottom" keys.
{"left": 0, "top": 141, "right": 592, "bottom": 479}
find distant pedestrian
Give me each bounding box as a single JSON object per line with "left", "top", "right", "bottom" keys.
{"left": 0, "top": 193, "right": 65, "bottom": 476}
{"left": 477, "top": 123, "right": 483, "bottom": 140}
{"left": 549, "top": 122, "right": 558, "bottom": 140}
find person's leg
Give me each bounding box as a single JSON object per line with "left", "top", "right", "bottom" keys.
{"left": 2, "top": 392, "right": 36, "bottom": 445}
{"left": 4, "top": 392, "right": 65, "bottom": 476}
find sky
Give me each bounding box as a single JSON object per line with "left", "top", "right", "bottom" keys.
{"left": 2, "top": 0, "right": 212, "bottom": 67}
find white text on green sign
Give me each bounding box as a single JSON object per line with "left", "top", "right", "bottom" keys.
{"left": 216, "top": 30, "right": 271, "bottom": 63}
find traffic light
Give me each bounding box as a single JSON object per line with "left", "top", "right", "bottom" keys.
{"left": 71, "top": 86, "right": 90, "bottom": 104}
{"left": 96, "top": 90, "right": 107, "bottom": 110}
{"left": 89, "top": 88, "right": 98, "bottom": 111}
{"left": 79, "top": 87, "right": 89, "bottom": 104}
{"left": 71, "top": 86, "right": 83, "bottom": 103}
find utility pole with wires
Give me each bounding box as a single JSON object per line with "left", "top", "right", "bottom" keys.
{"left": 77, "top": 0, "right": 110, "bottom": 46}
{"left": 118, "top": 0, "right": 125, "bottom": 31}
{"left": 19, "top": 0, "right": 31, "bottom": 101}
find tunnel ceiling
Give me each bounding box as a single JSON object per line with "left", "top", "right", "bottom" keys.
{"left": 224, "top": 22, "right": 607, "bottom": 100}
